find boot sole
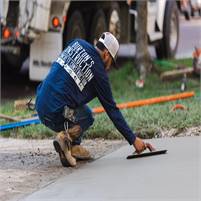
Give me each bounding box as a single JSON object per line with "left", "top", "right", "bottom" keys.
{"left": 72, "top": 155, "right": 93, "bottom": 161}
{"left": 53, "top": 140, "right": 70, "bottom": 167}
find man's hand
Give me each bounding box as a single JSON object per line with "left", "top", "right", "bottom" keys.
{"left": 145, "top": 142, "right": 156, "bottom": 152}
{"left": 133, "top": 137, "right": 146, "bottom": 154}
{"left": 133, "top": 137, "right": 156, "bottom": 154}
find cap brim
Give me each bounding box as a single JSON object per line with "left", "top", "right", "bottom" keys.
{"left": 112, "top": 58, "right": 118, "bottom": 69}
{"left": 106, "top": 48, "right": 118, "bottom": 69}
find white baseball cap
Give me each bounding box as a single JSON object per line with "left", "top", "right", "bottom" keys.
{"left": 98, "top": 32, "right": 119, "bottom": 64}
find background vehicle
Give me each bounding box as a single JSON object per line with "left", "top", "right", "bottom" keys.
{"left": 178, "top": 0, "right": 201, "bottom": 20}
{"left": 191, "top": 0, "right": 201, "bottom": 16}
{"left": 1, "top": 0, "right": 179, "bottom": 81}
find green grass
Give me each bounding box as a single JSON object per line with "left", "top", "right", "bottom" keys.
{"left": 154, "top": 58, "right": 193, "bottom": 72}
{"left": 1, "top": 58, "right": 201, "bottom": 139}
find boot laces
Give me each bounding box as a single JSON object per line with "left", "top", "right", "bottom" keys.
{"left": 64, "top": 121, "right": 72, "bottom": 149}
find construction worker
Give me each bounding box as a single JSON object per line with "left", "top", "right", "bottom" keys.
{"left": 36, "top": 32, "right": 154, "bottom": 167}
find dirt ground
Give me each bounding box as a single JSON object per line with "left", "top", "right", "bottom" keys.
{"left": 0, "top": 126, "right": 200, "bottom": 201}
{"left": 0, "top": 138, "right": 126, "bottom": 201}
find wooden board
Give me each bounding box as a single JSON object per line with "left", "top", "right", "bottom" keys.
{"left": 0, "top": 113, "right": 20, "bottom": 121}
{"left": 160, "top": 68, "right": 194, "bottom": 81}
{"left": 127, "top": 150, "right": 167, "bottom": 159}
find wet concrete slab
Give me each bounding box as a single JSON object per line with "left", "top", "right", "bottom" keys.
{"left": 22, "top": 137, "right": 201, "bottom": 201}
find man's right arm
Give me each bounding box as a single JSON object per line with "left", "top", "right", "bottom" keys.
{"left": 92, "top": 65, "right": 154, "bottom": 152}
{"left": 93, "top": 68, "right": 136, "bottom": 145}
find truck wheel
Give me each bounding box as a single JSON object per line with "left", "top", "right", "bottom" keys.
{"left": 107, "top": 2, "right": 121, "bottom": 40}
{"left": 2, "top": 45, "right": 28, "bottom": 74}
{"left": 63, "top": 10, "right": 86, "bottom": 45}
{"left": 184, "top": 10, "right": 191, "bottom": 20}
{"left": 183, "top": 1, "right": 191, "bottom": 20}
{"left": 4, "top": 54, "right": 22, "bottom": 73}
{"left": 191, "top": 7, "right": 195, "bottom": 17}
{"left": 90, "top": 9, "right": 107, "bottom": 45}
{"left": 155, "top": 1, "right": 179, "bottom": 59}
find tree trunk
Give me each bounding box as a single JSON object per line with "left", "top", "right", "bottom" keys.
{"left": 135, "top": 0, "right": 152, "bottom": 81}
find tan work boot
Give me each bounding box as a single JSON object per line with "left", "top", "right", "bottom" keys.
{"left": 68, "top": 125, "right": 82, "bottom": 141}
{"left": 71, "top": 145, "right": 92, "bottom": 160}
{"left": 53, "top": 132, "right": 76, "bottom": 167}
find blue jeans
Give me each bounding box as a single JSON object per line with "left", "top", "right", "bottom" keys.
{"left": 72, "top": 105, "right": 94, "bottom": 145}
{"left": 40, "top": 105, "right": 94, "bottom": 145}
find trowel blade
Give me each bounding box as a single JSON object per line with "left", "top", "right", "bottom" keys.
{"left": 127, "top": 150, "right": 167, "bottom": 159}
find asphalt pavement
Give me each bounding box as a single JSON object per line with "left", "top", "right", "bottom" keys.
{"left": 21, "top": 136, "right": 201, "bottom": 201}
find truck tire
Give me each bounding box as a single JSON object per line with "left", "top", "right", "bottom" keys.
{"left": 63, "top": 10, "right": 86, "bottom": 45}
{"left": 184, "top": 10, "right": 191, "bottom": 20}
{"left": 155, "top": 1, "right": 179, "bottom": 59}
{"left": 183, "top": 1, "right": 191, "bottom": 20}
{"left": 191, "top": 7, "right": 195, "bottom": 17}
{"left": 2, "top": 45, "right": 28, "bottom": 74}
{"left": 4, "top": 54, "right": 22, "bottom": 73}
{"left": 90, "top": 9, "right": 107, "bottom": 45}
{"left": 107, "top": 2, "right": 121, "bottom": 40}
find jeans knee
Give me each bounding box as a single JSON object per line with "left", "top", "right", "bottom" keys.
{"left": 75, "top": 105, "right": 94, "bottom": 131}
{"left": 80, "top": 112, "right": 94, "bottom": 132}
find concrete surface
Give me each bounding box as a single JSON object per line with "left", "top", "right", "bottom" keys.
{"left": 21, "top": 137, "right": 201, "bottom": 201}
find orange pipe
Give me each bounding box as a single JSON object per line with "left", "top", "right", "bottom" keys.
{"left": 92, "top": 91, "right": 195, "bottom": 114}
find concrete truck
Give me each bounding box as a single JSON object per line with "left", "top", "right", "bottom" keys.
{"left": 1, "top": 0, "right": 179, "bottom": 81}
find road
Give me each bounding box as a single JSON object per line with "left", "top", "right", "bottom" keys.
{"left": 176, "top": 16, "right": 201, "bottom": 58}
{"left": 1, "top": 16, "right": 201, "bottom": 101}
{"left": 118, "top": 16, "right": 201, "bottom": 59}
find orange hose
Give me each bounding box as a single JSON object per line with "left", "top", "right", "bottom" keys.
{"left": 92, "top": 91, "right": 195, "bottom": 114}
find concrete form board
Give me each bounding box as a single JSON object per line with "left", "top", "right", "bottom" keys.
{"left": 22, "top": 137, "right": 201, "bottom": 201}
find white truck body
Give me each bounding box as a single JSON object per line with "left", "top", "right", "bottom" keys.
{"left": 0, "top": 0, "right": 9, "bottom": 25}
{"left": 19, "top": 0, "right": 51, "bottom": 35}
{"left": 29, "top": 32, "right": 62, "bottom": 81}
{"left": 1, "top": 0, "right": 179, "bottom": 81}
{"left": 147, "top": 0, "right": 166, "bottom": 41}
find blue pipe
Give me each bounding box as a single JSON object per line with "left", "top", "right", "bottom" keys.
{"left": 0, "top": 118, "right": 41, "bottom": 132}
